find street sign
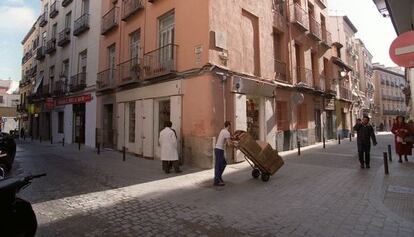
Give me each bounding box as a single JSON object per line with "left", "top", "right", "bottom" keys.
{"left": 389, "top": 31, "right": 414, "bottom": 68}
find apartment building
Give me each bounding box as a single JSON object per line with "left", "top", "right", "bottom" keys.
{"left": 28, "top": 0, "right": 101, "bottom": 147}
{"left": 95, "top": 0, "right": 338, "bottom": 168}
{"left": 354, "top": 39, "right": 375, "bottom": 118}
{"left": 19, "top": 20, "right": 40, "bottom": 135}
{"left": 329, "top": 15, "right": 357, "bottom": 138}
{"left": 0, "top": 80, "right": 19, "bottom": 133}
{"left": 372, "top": 64, "right": 408, "bottom": 130}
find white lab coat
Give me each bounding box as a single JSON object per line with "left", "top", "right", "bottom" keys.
{"left": 159, "top": 127, "right": 179, "bottom": 161}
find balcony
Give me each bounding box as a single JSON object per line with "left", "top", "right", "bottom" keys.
{"left": 101, "top": 7, "right": 119, "bottom": 35}
{"left": 69, "top": 72, "right": 87, "bottom": 92}
{"left": 97, "top": 69, "right": 117, "bottom": 91}
{"left": 309, "top": 17, "right": 322, "bottom": 41}
{"left": 273, "top": 8, "right": 286, "bottom": 32}
{"left": 315, "top": 74, "right": 326, "bottom": 92}
{"left": 53, "top": 80, "right": 66, "bottom": 96}
{"left": 316, "top": 0, "right": 327, "bottom": 9}
{"left": 326, "top": 81, "right": 337, "bottom": 96}
{"left": 119, "top": 57, "right": 141, "bottom": 86}
{"left": 35, "top": 47, "right": 45, "bottom": 60}
{"left": 62, "top": 0, "right": 72, "bottom": 7}
{"left": 143, "top": 44, "right": 177, "bottom": 79}
{"left": 50, "top": 1, "right": 59, "bottom": 18}
{"left": 295, "top": 67, "right": 313, "bottom": 89}
{"left": 340, "top": 87, "right": 352, "bottom": 101}
{"left": 45, "top": 38, "right": 57, "bottom": 54}
{"left": 73, "top": 14, "right": 89, "bottom": 36}
{"left": 321, "top": 28, "right": 332, "bottom": 47}
{"left": 290, "top": 3, "right": 309, "bottom": 31}
{"left": 39, "top": 12, "right": 48, "bottom": 27}
{"left": 58, "top": 28, "right": 71, "bottom": 47}
{"left": 274, "top": 59, "right": 288, "bottom": 82}
{"left": 122, "top": 0, "right": 144, "bottom": 21}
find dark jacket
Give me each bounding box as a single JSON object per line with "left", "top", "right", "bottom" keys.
{"left": 353, "top": 123, "right": 377, "bottom": 145}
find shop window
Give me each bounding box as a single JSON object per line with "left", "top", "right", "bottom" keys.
{"left": 58, "top": 111, "right": 64, "bottom": 133}
{"left": 129, "top": 102, "right": 135, "bottom": 143}
{"left": 297, "top": 104, "right": 308, "bottom": 129}
{"left": 276, "top": 101, "right": 289, "bottom": 131}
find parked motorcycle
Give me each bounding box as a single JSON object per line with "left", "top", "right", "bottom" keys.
{"left": 0, "top": 172, "right": 46, "bottom": 237}
{"left": 0, "top": 132, "right": 17, "bottom": 172}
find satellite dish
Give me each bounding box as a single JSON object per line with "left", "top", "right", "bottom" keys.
{"left": 292, "top": 92, "right": 304, "bottom": 105}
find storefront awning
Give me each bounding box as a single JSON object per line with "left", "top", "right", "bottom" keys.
{"left": 32, "top": 76, "right": 43, "bottom": 94}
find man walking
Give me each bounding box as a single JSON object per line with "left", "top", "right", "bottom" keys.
{"left": 159, "top": 121, "right": 181, "bottom": 173}
{"left": 214, "top": 121, "right": 232, "bottom": 186}
{"left": 353, "top": 116, "right": 377, "bottom": 169}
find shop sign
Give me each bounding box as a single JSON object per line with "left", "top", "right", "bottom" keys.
{"left": 56, "top": 94, "right": 92, "bottom": 106}
{"left": 45, "top": 98, "right": 55, "bottom": 110}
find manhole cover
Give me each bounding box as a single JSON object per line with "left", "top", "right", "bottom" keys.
{"left": 387, "top": 185, "right": 414, "bottom": 195}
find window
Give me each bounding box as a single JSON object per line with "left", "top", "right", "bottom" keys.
{"left": 42, "top": 32, "right": 47, "bottom": 46}
{"left": 65, "top": 12, "right": 72, "bottom": 28}
{"left": 159, "top": 12, "right": 175, "bottom": 48}
{"left": 108, "top": 44, "right": 116, "bottom": 80}
{"left": 52, "top": 23, "right": 57, "bottom": 39}
{"left": 130, "top": 30, "right": 140, "bottom": 60}
{"left": 297, "top": 104, "right": 307, "bottom": 129}
{"left": 62, "top": 59, "right": 69, "bottom": 78}
{"left": 274, "top": 32, "right": 282, "bottom": 61}
{"left": 49, "top": 66, "right": 55, "bottom": 91}
{"left": 81, "top": 0, "right": 89, "bottom": 14}
{"left": 78, "top": 50, "right": 87, "bottom": 73}
{"left": 277, "top": 101, "right": 289, "bottom": 131}
{"left": 129, "top": 102, "right": 135, "bottom": 143}
{"left": 58, "top": 111, "right": 64, "bottom": 133}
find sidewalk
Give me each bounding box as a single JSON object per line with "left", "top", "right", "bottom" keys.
{"left": 14, "top": 134, "right": 414, "bottom": 237}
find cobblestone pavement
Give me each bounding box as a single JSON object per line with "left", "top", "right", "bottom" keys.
{"left": 10, "top": 133, "right": 414, "bottom": 237}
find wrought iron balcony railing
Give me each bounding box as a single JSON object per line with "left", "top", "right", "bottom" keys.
{"left": 315, "top": 74, "right": 326, "bottom": 92}
{"left": 291, "top": 3, "right": 309, "bottom": 31}
{"left": 69, "top": 72, "right": 87, "bottom": 92}
{"left": 340, "top": 87, "right": 352, "bottom": 101}
{"left": 273, "top": 8, "right": 286, "bottom": 32}
{"left": 58, "top": 27, "right": 71, "bottom": 47}
{"left": 122, "top": 0, "right": 144, "bottom": 21}
{"left": 97, "top": 69, "right": 117, "bottom": 91}
{"left": 119, "top": 57, "right": 141, "bottom": 85}
{"left": 143, "top": 44, "right": 177, "bottom": 79}
{"left": 321, "top": 28, "right": 332, "bottom": 47}
{"left": 39, "top": 12, "right": 48, "bottom": 27}
{"left": 45, "top": 38, "right": 57, "bottom": 54}
{"left": 53, "top": 80, "right": 66, "bottom": 96}
{"left": 35, "top": 47, "right": 45, "bottom": 60}
{"left": 50, "top": 1, "right": 59, "bottom": 18}
{"left": 309, "top": 17, "right": 322, "bottom": 41}
{"left": 73, "top": 13, "right": 89, "bottom": 36}
{"left": 101, "top": 7, "right": 119, "bottom": 35}
{"left": 274, "top": 59, "right": 288, "bottom": 82}
{"left": 295, "top": 67, "right": 313, "bottom": 89}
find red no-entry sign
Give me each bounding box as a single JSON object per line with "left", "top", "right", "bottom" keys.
{"left": 389, "top": 31, "right": 414, "bottom": 68}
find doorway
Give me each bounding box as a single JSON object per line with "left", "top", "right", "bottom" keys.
{"left": 326, "top": 111, "right": 334, "bottom": 139}
{"left": 246, "top": 97, "right": 262, "bottom": 140}
{"left": 103, "top": 104, "right": 114, "bottom": 148}
{"left": 154, "top": 99, "right": 171, "bottom": 159}
{"left": 73, "top": 103, "right": 85, "bottom": 144}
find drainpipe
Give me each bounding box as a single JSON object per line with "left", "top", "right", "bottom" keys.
{"left": 215, "top": 72, "right": 227, "bottom": 122}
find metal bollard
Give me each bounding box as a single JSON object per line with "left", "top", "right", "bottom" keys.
{"left": 40, "top": 136, "right": 42, "bottom": 143}
{"left": 383, "top": 152, "right": 389, "bottom": 175}
{"left": 23, "top": 135, "right": 25, "bottom": 141}
{"left": 338, "top": 134, "right": 341, "bottom": 144}
{"left": 62, "top": 137, "right": 65, "bottom": 147}
{"left": 31, "top": 136, "right": 33, "bottom": 142}
{"left": 51, "top": 136, "right": 53, "bottom": 144}
{"left": 387, "top": 145, "right": 392, "bottom": 161}
{"left": 123, "top": 146, "right": 126, "bottom": 161}
{"left": 78, "top": 140, "right": 81, "bottom": 150}
{"left": 349, "top": 133, "right": 352, "bottom": 142}
{"left": 323, "top": 136, "right": 326, "bottom": 149}
{"left": 297, "top": 141, "right": 301, "bottom": 156}
{"left": 97, "top": 143, "right": 100, "bottom": 155}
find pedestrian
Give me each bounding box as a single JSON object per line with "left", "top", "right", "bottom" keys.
{"left": 391, "top": 116, "right": 413, "bottom": 162}
{"left": 159, "top": 121, "right": 182, "bottom": 174}
{"left": 214, "top": 121, "right": 232, "bottom": 186}
{"left": 379, "top": 123, "right": 384, "bottom": 131}
{"left": 353, "top": 116, "right": 377, "bottom": 169}
{"left": 20, "top": 127, "right": 25, "bottom": 139}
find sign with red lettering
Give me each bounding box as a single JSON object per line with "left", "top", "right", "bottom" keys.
{"left": 56, "top": 94, "right": 92, "bottom": 106}
{"left": 389, "top": 31, "right": 414, "bottom": 68}
{"left": 45, "top": 97, "right": 55, "bottom": 110}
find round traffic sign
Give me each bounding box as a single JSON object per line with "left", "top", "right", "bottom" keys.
{"left": 389, "top": 31, "right": 414, "bottom": 68}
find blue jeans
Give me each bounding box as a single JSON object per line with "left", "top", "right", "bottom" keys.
{"left": 214, "top": 148, "right": 227, "bottom": 184}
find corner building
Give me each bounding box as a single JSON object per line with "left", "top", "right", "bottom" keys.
{"left": 97, "top": 0, "right": 338, "bottom": 168}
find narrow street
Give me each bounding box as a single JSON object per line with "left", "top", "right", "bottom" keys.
{"left": 12, "top": 133, "right": 414, "bottom": 237}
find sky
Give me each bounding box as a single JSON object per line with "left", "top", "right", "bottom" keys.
{"left": 0, "top": 0, "right": 398, "bottom": 82}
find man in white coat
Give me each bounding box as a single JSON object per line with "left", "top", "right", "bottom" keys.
{"left": 159, "top": 121, "right": 182, "bottom": 173}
